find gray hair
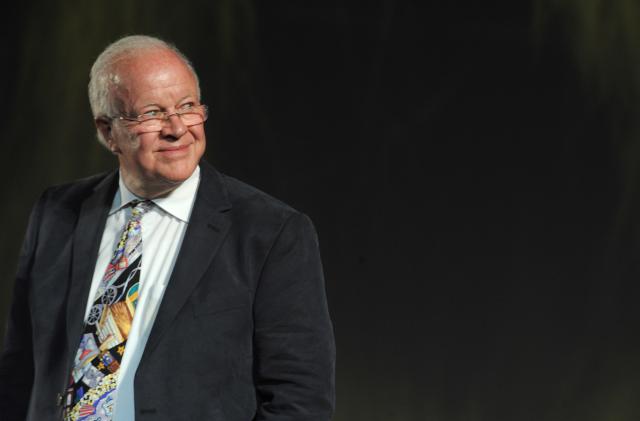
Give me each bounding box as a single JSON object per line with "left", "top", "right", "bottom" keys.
{"left": 88, "top": 35, "right": 201, "bottom": 147}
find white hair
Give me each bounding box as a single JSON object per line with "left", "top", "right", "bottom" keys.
{"left": 88, "top": 35, "right": 201, "bottom": 147}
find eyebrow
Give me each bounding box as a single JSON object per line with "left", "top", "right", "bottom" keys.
{"left": 139, "top": 96, "right": 195, "bottom": 110}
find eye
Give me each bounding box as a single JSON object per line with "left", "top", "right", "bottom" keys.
{"left": 179, "top": 102, "right": 195, "bottom": 110}
{"left": 142, "top": 109, "right": 161, "bottom": 117}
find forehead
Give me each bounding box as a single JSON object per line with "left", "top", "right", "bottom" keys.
{"left": 111, "top": 49, "right": 198, "bottom": 108}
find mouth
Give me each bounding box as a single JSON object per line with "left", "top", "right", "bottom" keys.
{"left": 156, "top": 143, "right": 192, "bottom": 157}
{"left": 158, "top": 143, "right": 191, "bottom": 152}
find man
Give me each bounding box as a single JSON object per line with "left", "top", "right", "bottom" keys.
{"left": 0, "top": 35, "right": 335, "bottom": 420}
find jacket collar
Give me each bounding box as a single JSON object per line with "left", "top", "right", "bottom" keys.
{"left": 142, "top": 160, "right": 233, "bottom": 356}
{"left": 66, "top": 170, "right": 118, "bottom": 363}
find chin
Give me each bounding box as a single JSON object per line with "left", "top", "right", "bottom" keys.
{"left": 157, "top": 161, "right": 198, "bottom": 183}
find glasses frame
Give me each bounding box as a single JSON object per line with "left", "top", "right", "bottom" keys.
{"left": 110, "top": 104, "right": 209, "bottom": 132}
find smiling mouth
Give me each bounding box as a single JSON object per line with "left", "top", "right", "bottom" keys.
{"left": 158, "top": 143, "right": 191, "bottom": 153}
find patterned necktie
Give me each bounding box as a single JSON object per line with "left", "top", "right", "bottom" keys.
{"left": 64, "top": 200, "right": 152, "bottom": 421}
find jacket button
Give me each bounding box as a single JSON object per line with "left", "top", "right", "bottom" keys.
{"left": 56, "top": 393, "right": 63, "bottom": 407}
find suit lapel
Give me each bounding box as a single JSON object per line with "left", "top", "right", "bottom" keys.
{"left": 143, "top": 162, "right": 232, "bottom": 356}
{"left": 66, "top": 171, "right": 118, "bottom": 358}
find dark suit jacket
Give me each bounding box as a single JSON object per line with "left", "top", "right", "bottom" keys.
{"left": 0, "top": 161, "right": 335, "bottom": 420}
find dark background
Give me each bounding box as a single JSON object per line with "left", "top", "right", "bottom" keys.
{"left": 3, "top": 1, "right": 640, "bottom": 420}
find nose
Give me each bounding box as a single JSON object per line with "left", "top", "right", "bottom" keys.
{"left": 161, "top": 113, "right": 187, "bottom": 139}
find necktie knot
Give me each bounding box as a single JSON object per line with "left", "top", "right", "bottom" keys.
{"left": 130, "top": 200, "right": 152, "bottom": 219}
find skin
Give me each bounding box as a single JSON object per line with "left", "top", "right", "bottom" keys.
{"left": 95, "top": 48, "right": 206, "bottom": 199}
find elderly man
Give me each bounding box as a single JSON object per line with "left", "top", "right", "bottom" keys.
{"left": 0, "top": 35, "right": 335, "bottom": 420}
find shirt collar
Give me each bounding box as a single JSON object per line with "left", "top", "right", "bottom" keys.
{"left": 109, "top": 166, "right": 201, "bottom": 223}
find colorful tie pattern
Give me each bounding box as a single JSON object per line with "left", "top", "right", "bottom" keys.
{"left": 64, "top": 200, "right": 152, "bottom": 421}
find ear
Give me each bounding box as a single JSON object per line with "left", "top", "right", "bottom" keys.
{"left": 95, "top": 117, "right": 120, "bottom": 154}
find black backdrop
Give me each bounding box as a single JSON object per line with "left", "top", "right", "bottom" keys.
{"left": 2, "top": 2, "right": 640, "bottom": 420}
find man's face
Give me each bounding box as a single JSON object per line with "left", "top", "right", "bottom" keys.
{"left": 102, "top": 49, "right": 206, "bottom": 197}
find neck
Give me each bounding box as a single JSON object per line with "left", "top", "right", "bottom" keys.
{"left": 120, "top": 170, "right": 181, "bottom": 199}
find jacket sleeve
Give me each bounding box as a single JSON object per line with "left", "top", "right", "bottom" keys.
{"left": 253, "top": 212, "right": 336, "bottom": 421}
{"left": 0, "top": 192, "right": 45, "bottom": 420}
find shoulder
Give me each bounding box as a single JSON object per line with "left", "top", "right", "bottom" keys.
{"left": 38, "top": 170, "right": 116, "bottom": 215}
{"left": 20, "top": 171, "right": 116, "bottom": 256}
{"left": 201, "top": 161, "right": 300, "bottom": 219}
{"left": 221, "top": 172, "right": 313, "bottom": 237}
{"left": 200, "top": 162, "right": 314, "bottom": 238}
{"left": 221, "top": 173, "right": 297, "bottom": 216}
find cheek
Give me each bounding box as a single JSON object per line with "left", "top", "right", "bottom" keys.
{"left": 123, "top": 136, "right": 156, "bottom": 166}
{"left": 192, "top": 128, "right": 207, "bottom": 150}
{"left": 191, "top": 125, "right": 206, "bottom": 141}
{"left": 113, "top": 127, "right": 142, "bottom": 152}
{"left": 134, "top": 134, "right": 158, "bottom": 152}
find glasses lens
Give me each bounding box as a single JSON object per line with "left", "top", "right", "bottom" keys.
{"left": 137, "top": 120, "right": 164, "bottom": 132}
{"left": 123, "top": 105, "right": 208, "bottom": 133}
{"left": 180, "top": 112, "right": 204, "bottom": 125}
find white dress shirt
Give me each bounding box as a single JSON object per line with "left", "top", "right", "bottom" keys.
{"left": 83, "top": 166, "right": 200, "bottom": 420}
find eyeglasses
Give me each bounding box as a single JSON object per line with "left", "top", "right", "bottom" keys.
{"left": 111, "top": 104, "right": 208, "bottom": 133}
